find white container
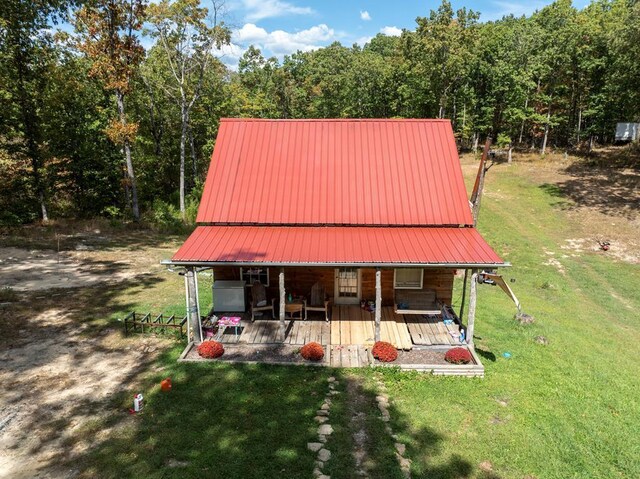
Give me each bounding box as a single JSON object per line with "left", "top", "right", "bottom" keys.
{"left": 213, "top": 280, "right": 246, "bottom": 312}
{"left": 133, "top": 393, "right": 144, "bottom": 412}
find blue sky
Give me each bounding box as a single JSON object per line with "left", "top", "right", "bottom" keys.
{"left": 216, "top": 0, "right": 591, "bottom": 67}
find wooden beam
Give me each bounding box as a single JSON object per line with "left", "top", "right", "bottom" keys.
{"left": 279, "top": 268, "right": 286, "bottom": 341}
{"left": 459, "top": 268, "right": 469, "bottom": 319}
{"left": 466, "top": 269, "right": 478, "bottom": 346}
{"left": 374, "top": 268, "right": 382, "bottom": 342}
{"left": 185, "top": 267, "right": 202, "bottom": 343}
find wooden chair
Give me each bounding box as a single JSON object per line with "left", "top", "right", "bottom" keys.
{"left": 250, "top": 281, "right": 275, "bottom": 322}
{"left": 304, "top": 282, "right": 330, "bottom": 322}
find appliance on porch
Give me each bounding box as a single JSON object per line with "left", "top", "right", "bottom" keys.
{"left": 212, "top": 280, "right": 246, "bottom": 312}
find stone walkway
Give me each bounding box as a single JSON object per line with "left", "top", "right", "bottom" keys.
{"left": 308, "top": 376, "right": 339, "bottom": 479}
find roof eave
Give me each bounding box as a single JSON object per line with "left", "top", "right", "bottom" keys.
{"left": 161, "top": 259, "right": 510, "bottom": 268}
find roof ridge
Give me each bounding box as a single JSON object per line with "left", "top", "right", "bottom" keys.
{"left": 220, "top": 118, "right": 451, "bottom": 123}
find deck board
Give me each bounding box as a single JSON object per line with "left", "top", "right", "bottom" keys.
{"left": 220, "top": 306, "right": 458, "bottom": 349}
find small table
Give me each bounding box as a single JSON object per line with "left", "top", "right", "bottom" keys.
{"left": 216, "top": 316, "right": 242, "bottom": 340}
{"left": 284, "top": 300, "right": 305, "bottom": 320}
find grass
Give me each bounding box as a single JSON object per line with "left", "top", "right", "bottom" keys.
{"left": 55, "top": 155, "right": 640, "bottom": 478}
{"left": 77, "top": 347, "right": 331, "bottom": 479}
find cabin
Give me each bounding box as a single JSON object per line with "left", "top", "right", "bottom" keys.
{"left": 166, "top": 118, "right": 508, "bottom": 366}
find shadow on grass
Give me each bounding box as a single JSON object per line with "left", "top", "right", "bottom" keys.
{"left": 69, "top": 353, "right": 331, "bottom": 479}
{"left": 538, "top": 147, "right": 640, "bottom": 219}
{"left": 476, "top": 348, "right": 497, "bottom": 362}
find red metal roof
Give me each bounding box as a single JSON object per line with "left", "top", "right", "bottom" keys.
{"left": 197, "top": 119, "right": 473, "bottom": 226}
{"left": 171, "top": 226, "right": 505, "bottom": 266}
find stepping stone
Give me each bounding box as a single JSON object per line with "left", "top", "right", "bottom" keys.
{"left": 316, "top": 410, "right": 329, "bottom": 416}
{"left": 315, "top": 416, "right": 328, "bottom": 423}
{"left": 328, "top": 376, "right": 335, "bottom": 382}
{"left": 395, "top": 443, "right": 406, "bottom": 455}
{"left": 318, "top": 424, "right": 334, "bottom": 436}
{"left": 318, "top": 448, "right": 331, "bottom": 462}
{"left": 318, "top": 434, "right": 327, "bottom": 443}
{"left": 308, "top": 442, "right": 323, "bottom": 452}
{"left": 320, "top": 403, "right": 330, "bottom": 411}
{"left": 329, "top": 390, "right": 340, "bottom": 395}
{"left": 313, "top": 467, "right": 323, "bottom": 477}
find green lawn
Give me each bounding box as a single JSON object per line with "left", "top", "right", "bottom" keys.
{"left": 75, "top": 160, "right": 639, "bottom": 478}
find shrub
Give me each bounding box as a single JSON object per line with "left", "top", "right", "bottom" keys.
{"left": 0, "top": 287, "right": 18, "bottom": 302}
{"left": 444, "top": 347, "right": 473, "bottom": 364}
{"left": 300, "top": 342, "right": 324, "bottom": 361}
{"left": 197, "top": 341, "right": 224, "bottom": 359}
{"left": 372, "top": 341, "right": 398, "bottom": 362}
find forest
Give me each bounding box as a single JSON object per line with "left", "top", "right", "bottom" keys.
{"left": 1, "top": 0, "right": 639, "bottom": 225}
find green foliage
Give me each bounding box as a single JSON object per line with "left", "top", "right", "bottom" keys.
{"left": 1, "top": 0, "right": 639, "bottom": 224}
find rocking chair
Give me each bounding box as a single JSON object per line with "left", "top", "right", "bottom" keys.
{"left": 250, "top": 281, "right": 275, "bottom": 322}
{"left": 304, "top": 282, "right": 330, "bottom": 322}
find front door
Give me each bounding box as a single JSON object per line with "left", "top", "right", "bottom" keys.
{"left": 334, "top": 268, "right": 361, "bottom": 304}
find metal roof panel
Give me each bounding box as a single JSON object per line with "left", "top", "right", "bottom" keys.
{"left": 196, "top": 119, "right": 474, "bottom": 226}
{"left": 172, "top": 226, "right": 505, "bottom": 266}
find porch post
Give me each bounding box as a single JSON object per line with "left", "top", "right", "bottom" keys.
{"left": 466, "top": 269, "right": 478, "bottom": 346}
{"left": 185, "top": 267, "right": 202, "bottom": 343}
{"left": 459, "top": 268, "right": 469, "bottom": 319}
{"left": 279, "top": 268, "right": 286, "bottom": 341}
{"left": 374, "top": 268, "right": 382, "bottom": 342}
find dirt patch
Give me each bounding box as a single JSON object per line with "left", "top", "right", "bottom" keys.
{"left": 0, "top": 226, "right": 182, "bottom": 479}
{"left": 0, "top": 247, "right": 138, "bottom": 291}
{"left": 183, "top": 342, "right": 322, "bottom": 365}
{"left": 389, "top": 348, "right": 456, "bottom": 365}
{"left": 0, "top": 307, "right": 172, "bottom": 479}
{"left": 462, "top": 148, "right": 640, "bottom": 265}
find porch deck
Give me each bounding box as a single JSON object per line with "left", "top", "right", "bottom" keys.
{"left": 213, "top": 305, "right": 462, "bottom": 350}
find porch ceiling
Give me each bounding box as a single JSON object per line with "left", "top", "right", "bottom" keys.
{"left": 168, "top": 225, "right": 508, "bottom": 268}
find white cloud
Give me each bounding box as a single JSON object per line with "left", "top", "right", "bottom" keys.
{"left": 242, "top": 0, "right": 314, "bottom": 22}
{"left": 234, "top": 22, "right": 336, "bottom": 56}
{"left": 380, "top": 26, "right": 402, "bottom": 36}
{"left": 360, "top": 10, "right": 371, "bottom": 21}
{"left": 354, "top": 35, "right": 373, "bottom": 46}
{"left": 484, "top": 1, "right": 546, "bottom": 21}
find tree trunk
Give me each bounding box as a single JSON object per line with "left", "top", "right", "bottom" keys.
{"left": 576, "top": 107, "right": 582, "bottom": 145}
{"left": 374, "top": 269, "right": 382, "bottom": 342}
{"left": 179, "top": 101, "right": 188, "bottom": 218}
{"left": 541, "top": 104, "right": 551, "bottom": 156}
{"left": 508, "top": 146, "right": 513, "bottom": 164}
{"left": 466, "top": 270, "right": 478, "bottom": 346}
{"left": 116, "top": 90, "right": 139, "bottom": 221}
{"left": 14, "top": 49, "right": 48, "bottom": 222}
{"left": 519, "top": 97, "right": 528, "bottom": 144}
{"left": 189, "top": 125, "right": 197, "bottom": 188}
{"left": 459, "top": 269, "right": 469, "bottom": 319}
{"left": 473, "top": 133, "right": 479, "bottom": 153}
{"left": 279, "top": 268, "right": 286, "bottom": 341}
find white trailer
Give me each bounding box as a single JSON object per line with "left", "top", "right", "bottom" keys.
{"left": 615, "top": 122, "right": 639, "bottom": 142}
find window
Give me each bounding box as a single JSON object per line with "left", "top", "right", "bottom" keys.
{"left": 240, "top": 267, "right": 269, "bottom": 287}
{"left": 394, "top": 268, "right": 423, "bottom": 289}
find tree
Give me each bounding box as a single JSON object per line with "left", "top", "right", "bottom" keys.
{"left": 0, "top": 0, "right": 71, "bottom": 222}
{"left": 75, "top": 0, "right": 146, "bottom": 221}
{"left": 146, "top": 0, "right": 230, "bottom": 218}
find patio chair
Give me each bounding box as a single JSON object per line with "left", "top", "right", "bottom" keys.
{"left": 305, "top": 282, "right": 330, "bottom": 322}
{"left": 250, "top": 281, "right": 275, "bottom": 322}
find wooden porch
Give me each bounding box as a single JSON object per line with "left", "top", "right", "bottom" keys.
{"left": 213, "top": 305, "right": 463, "bottom": 350}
